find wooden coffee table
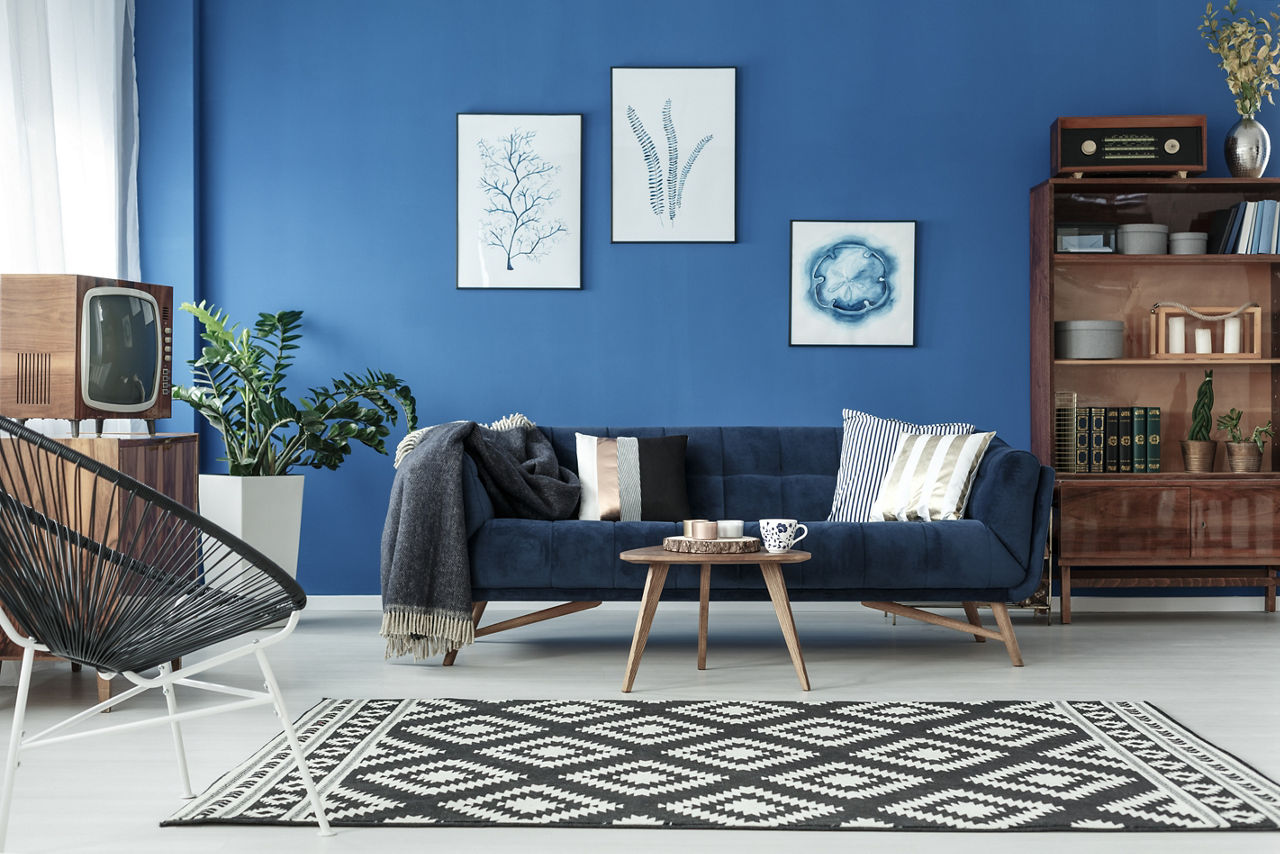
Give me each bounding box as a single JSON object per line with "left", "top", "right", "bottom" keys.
{"left": 618, "top": 545, "right": 812, "bottom": 692}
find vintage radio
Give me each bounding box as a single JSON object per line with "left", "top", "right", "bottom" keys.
{"left": 1051, "top": 115, "right": 1206, "bottom": 177}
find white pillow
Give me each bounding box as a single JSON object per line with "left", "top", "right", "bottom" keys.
{"left": 870, "top": 431, "right": 996, "bottom": 522}
{"left": 828, "top": 409, "right": 976, "bottom": 523}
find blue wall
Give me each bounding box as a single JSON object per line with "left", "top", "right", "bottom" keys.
{"left": 135, "top": 0, "right": 1245, "bottom": 596}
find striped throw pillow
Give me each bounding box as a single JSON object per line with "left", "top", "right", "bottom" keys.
{"left": 870, "top": 431, "right": 996, "bottom": 522}
{"left": 828, "top": 410, "right": 976, "bottom": 523}
{"left": 576, "top": 433, "right": 691, "bottom": 521}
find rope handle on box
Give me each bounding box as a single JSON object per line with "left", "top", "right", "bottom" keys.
{"left": 1150, "top": 301, "right": 1258, "bottom": 321}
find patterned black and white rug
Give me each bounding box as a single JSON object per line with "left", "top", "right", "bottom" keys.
{"left": 165, "top": 698, "right": 1280, "bottom": 831}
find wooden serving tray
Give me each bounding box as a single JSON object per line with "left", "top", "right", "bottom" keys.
{"left": 662, "top": 536, "right": 762, "bottom": 554}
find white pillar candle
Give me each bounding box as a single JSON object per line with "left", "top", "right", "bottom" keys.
{"left": 1224, "top": 316, "right": 1242, "bottom": 354}
{"left": 1168, "top": 316, "right": 1186, "bottom": 353}
{"left": 1195, "top": 327, "right": 1214, "bottom": 354}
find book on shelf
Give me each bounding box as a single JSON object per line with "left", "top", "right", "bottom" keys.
{"left": 1118, "top": 407, "right": 1133, "bottom": 473}
{"left": 1089, "top": 407, "right": 1105, "bottom": 472}
{"left": 1133, "top": 407, "right": 1148, "bottom": 473}
{"left": 1054, "top": 400, "right": 1161, "bottom": 474}
{"left": 1146, "top": 407, "right": 1161, "bottom": 472}
{"left": 1215, "top": 199, "right": 1280, "bottom": 254}
{"left": 1104, "top": 407, "right": 1119, "bottom": 473}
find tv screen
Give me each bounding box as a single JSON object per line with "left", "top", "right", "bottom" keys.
{"left": 82, "top": 288, "right": 161, "bottom": 411}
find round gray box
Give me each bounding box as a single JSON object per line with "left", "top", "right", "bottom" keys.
{"left": 1055, "top": 320, "right": 1124, "bottom": 359}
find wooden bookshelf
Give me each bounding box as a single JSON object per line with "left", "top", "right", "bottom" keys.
{"left": 1030, "top": 177, "right": 1280, "bottom": 622}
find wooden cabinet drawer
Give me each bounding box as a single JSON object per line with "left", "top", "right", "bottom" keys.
{"left": 1058, "top": 485, "right": 1190, "bottom": 560}
{"left": 1191, "top": 486, "right": 1280, "bottom": 559}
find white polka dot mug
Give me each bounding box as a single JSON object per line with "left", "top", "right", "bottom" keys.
{"left": 759, "top": 519, "right": 808, "bottom": 554}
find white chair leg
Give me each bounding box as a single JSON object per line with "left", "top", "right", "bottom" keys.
{"left": 0, "top": 646, "right": 35, "bottom": 850}
{"left": 158, "top": 663, "right": 194, "bottom": 798}
{"left": 254, "top": 648, "right": 333, "bottom": 836}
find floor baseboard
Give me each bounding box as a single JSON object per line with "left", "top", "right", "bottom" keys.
{"left": 306, "top": 594, "right": 1271, "bottom": 613}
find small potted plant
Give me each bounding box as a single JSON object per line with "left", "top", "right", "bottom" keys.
{"left": 172, "top": 301, "right": 417, "bottom": 583}
{"left": 1200, "top": 0, "right": 1280, "bottom": 176}
{"left": 1182, "top": 370, "right": 1217, "bottom": 472}
{"left": 1216, "top": 407, "right": 1274, "bottom": 472}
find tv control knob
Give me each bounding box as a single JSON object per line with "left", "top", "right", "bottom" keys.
{"left": 164, "top": 336, "right": 171, "bottom": 343}
{"left": 1081, "top": 139, "right": 1097, "bottom": 156}
{"left": 164, "top": 355, "right": 171, "bottom": 362}
{"left": 1164, "top": 138, "right": 1180, "bottom": 154}
{"left": 164, "top": 327, "right": 172, "bottom": 334}
{"left": 164, "top": 346, "right": 171, "bottom": 353}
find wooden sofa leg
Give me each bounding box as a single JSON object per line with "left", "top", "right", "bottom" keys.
{"left": 961, "top": 602, "right": 986, "bottom": 642}
{"left": 989, "top": 602, "right": 1023, "bottom": 667}
{"left": 861, "top": 601, "right": 1025, "bottom": 666}
{"left": 443, "top": 601, "right": 604, "bottom": 666}
{"left": 442, "top": 601, "right": 488, "bottom": 667}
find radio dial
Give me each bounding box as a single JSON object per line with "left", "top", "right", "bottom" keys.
{"left": 1081, "top": 139, "right": 1097, "bottom": 156}
{"left": 1164, "top": 138, "right": 1180, "bottom": 154}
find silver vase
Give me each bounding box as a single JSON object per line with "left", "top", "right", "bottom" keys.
{"left": 1225, "top": 116, "right": 1271, "bottom": 178}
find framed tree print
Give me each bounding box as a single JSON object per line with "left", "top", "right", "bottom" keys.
{"left": 789, "top": 220, "right": 916, "bottom": 346}
{"left": 457, "top": 113, "right": 582, "bottom": 289}
{"left": 611, "top": 67, "right": 736, "bottom": 243}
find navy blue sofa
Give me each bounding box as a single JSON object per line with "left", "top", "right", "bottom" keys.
{"left": 454, "top": 426, "right": 1054, "bottom": 665}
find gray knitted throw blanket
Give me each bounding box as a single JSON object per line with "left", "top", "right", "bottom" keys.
{"left": 379, "top": 421, "right": 580, "bottom": 659}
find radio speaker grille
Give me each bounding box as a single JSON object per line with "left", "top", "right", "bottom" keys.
{"left": 15, "top": 352, "right": 51, "bottom": 405}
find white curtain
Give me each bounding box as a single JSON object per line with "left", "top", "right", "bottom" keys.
{"left": 0, "top": 0, "right": 142, "bottom": 435}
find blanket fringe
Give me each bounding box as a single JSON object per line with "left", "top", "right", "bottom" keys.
{"left": 381, "top": 607, "right": 476, "bottom": 660}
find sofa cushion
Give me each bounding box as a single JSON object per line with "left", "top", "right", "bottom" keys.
{"left": 829, "top": 410, "right": 975, "bottom": 524}
{"left": 575, "top": 433, "right": 691, "bottom": 521}
{"left": 470, "top": 517, "right": 1028, "bottom": 598}
{"left": 870, "top": 431, "right": 995, "bottom": 522}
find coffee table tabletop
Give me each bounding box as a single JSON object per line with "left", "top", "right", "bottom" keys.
{"left": 618, "top": 545, "right": 812, "bottom": 693}
{"left": 620, "top": 545, "right": 810, "bottom": 564}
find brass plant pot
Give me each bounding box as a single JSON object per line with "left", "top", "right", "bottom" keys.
{"left": 1224, "top": 441, "right": 1263, "bottom": 473}
{"left": 1180, "top": 439, "right": 1218, "bottom": 473}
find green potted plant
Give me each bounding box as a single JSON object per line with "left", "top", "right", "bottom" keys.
{"left": 1181, "top": 370, "right": 1217, "bottom": 472}
{"left": 1216, "top": 407, "right": 1274, "bottom": 472}
{"left": 1200, "top": 0, "right": 1280, "bottom": 176}
{"left": 172, "top": 301, "right": 417, "bottom": 582}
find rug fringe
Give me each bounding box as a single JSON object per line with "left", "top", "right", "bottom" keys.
{"left": 381, "top": 607, "right": 475, "bottom": 660}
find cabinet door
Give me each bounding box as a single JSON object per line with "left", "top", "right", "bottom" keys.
{"left": 1058, "top": 485, "right": 1190, "bottom": 561}
{"left": 1191, "top": 485, "right": 1280, "bottom": 559}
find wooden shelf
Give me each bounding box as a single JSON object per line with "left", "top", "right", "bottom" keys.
{"left": 1032, "top": 177, "right": 1280, "bottom": 622}
{"left": 1054, "top": 253, "right": 1280, "bottom": 264}
{"left": 1055, "top": 357, "right": 1280, "bottom": 365}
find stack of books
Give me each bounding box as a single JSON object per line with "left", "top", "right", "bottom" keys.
{"left": 1208, "top": 200, "right": 1280, "bottom": 254}
{"left": 1054, "top": 403, "right": 1162, "bottom": 474}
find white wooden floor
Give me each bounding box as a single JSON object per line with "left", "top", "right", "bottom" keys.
{"left": 0, "top": 603, "right": 1276, "bottom": 853}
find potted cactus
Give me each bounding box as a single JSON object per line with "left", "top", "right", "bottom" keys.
{"left": 1216, "top": 407, "right": 1274, "bottom": 472}
{"left": 1181, "top": 370, "right": 1217, "bottom": 472}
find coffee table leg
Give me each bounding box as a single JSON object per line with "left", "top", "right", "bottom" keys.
{"left": 698, "top": 564, "right": 710, "bottom": 670}
{"left": 622, "top": 564, "right": 669, "bottom": 693}
{"left": 759, "top": 562, "right": 810, "bottom": 691}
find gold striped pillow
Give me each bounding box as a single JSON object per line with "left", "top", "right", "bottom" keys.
{"left": 869, "top": 432, "right": 995, "bottom": 522}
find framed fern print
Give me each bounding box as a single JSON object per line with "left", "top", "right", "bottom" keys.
{"left": 611, "top": 67, "right": 736, "bottom": 243}
{"left": 457, "top": 113, "right": 582, "bottom": 289}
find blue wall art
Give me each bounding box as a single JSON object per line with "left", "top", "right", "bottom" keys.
{"left": 457, "top": 113, "right": 582, "bottom": 288}
{"left": 612, "top": 67, "right": 735, "bottom": 242}
{"left": 790, "top": 220, "right": 916, "bottom": 346}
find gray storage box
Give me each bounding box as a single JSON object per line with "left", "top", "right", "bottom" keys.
{"left": 1055, "top": 320, "right": 1124, "bottom": 359}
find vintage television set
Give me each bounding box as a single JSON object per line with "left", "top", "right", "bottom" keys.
{"left": 0, "top": 274, "right": 173, "bottom": 435}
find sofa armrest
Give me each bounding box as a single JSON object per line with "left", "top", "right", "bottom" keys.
{"left": 965, "top": 442, "right": 1048, "bottom": 571}
{"left": 462, "top": 453, "right": 495, "bottom": 538}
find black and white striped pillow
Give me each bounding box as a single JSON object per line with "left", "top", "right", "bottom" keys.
{"left": 576, "top": 433, "right": 691, "bottom": 522}
{"left": 827, "top": 409, "right": 975, "bottom": 523}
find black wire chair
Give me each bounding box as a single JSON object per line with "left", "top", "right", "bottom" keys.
{"left": 0, "top": 416, "right": 332, "bottom": 845}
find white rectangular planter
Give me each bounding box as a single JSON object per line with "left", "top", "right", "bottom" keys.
{"left": 198, "top": 474, "right": 305, "bottom": 581}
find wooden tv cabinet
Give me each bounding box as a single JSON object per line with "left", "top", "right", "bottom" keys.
{"left": 1056, "top": 474, "right": 1278, "bottom": 623}
{"left": 0, "top": 432, "right": 198, "bottom": 703}
{"left": 1031, "top": 178, "right": 1280, "bottom": 622}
